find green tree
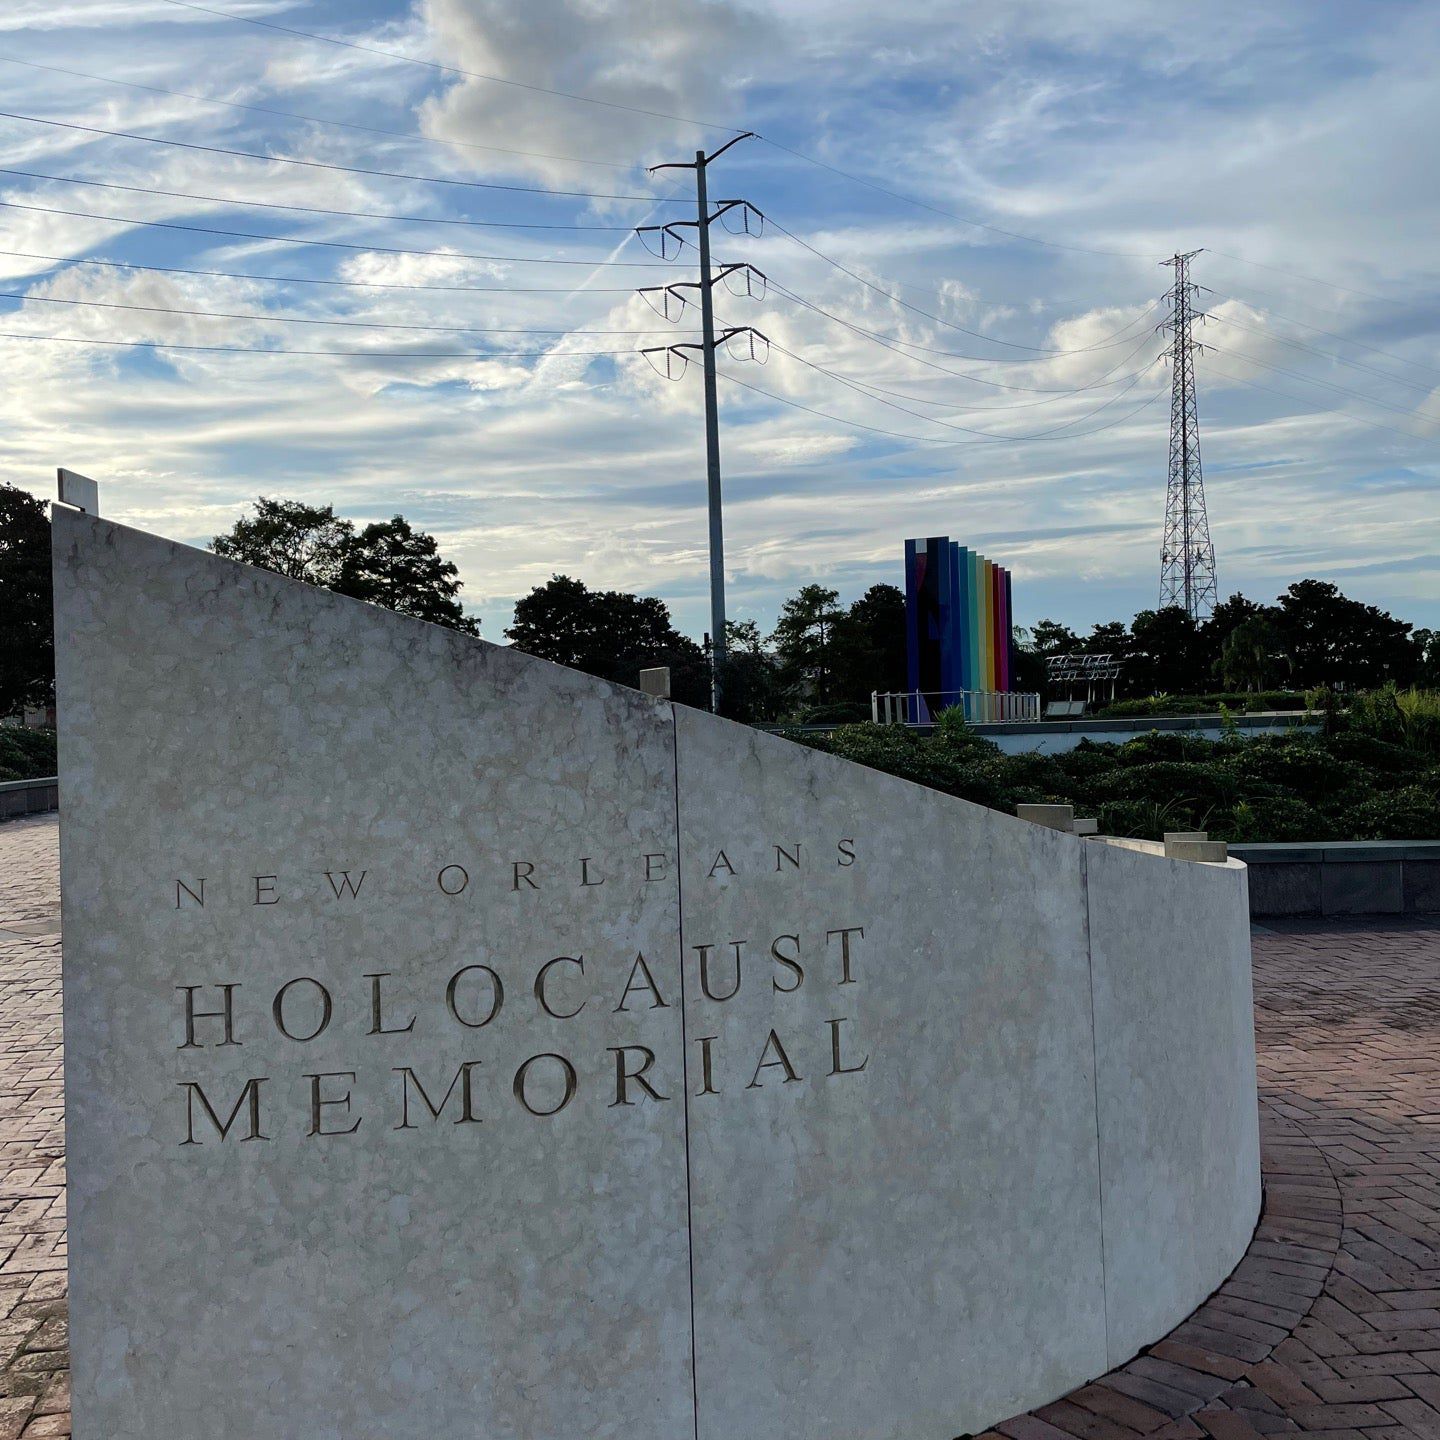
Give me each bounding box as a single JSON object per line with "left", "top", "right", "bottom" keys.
{"left": 505, "top": 575, "right": 708, "bottom": 707}
{"left": 722, "top": 619, "right": 781, "bottom": 723}
{"left": 830, "top": 583, "right": 907, "bottom": 705}
{"left": 1078, "top": 620, "right": 1131, "bottom": 656}
{"left": 339, "top": 516, "right": 477, "bottom": 634}
{"left": 1217, "top": 614, "right": 1289, "bottom": 691}
{"left": 1128, "top": 606, "right": 1203, "bottom": 694}
{"left": 212, "top": 497, "right": 350, "bottom": 586}
{"left": 213, "top": 497, "right": 479, "bottom": 635}
{"left": 770, "top": 584, "right": 842, "bottom": 705}
{"left": 1029, "top": 619, "right": 1081, "bottom": 656}
{"left": 0, "top": 484, "right": 53, "bottom": 716}
{"left": 1273, "top": 579, "right": 1420, "bottom": 689}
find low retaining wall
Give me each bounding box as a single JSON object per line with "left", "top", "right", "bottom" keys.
{"left": 0, "top": 776, "right": 58, "bottom": 821}
{"left": 1233, "top": 841, "right": 1440, "bottom": 917}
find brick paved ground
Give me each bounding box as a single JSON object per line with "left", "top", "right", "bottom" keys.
{"left": 2, "top": 813, "right": 1439, "bottom": 1439}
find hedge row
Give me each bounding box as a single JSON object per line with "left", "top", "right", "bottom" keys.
{"left": 789, "top": 713, "right": 1440, "bottom": 843}
{"left": 0, "top": 726, "right": 56, "bottom": 784}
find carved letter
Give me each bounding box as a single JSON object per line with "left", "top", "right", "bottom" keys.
{"left": 174, "top": 878, "right": 205, "bottom": 909}
{"left": 366, "top": 972, "right": 416, "bottom": 1036}
{"left": 837, "top": 838, "right": 856, "bottom": 867}
{"left": 176, "top": 984, "right": 241, "bottom": 1049}
{"left": 696, "top": 941, "right": 743, "bottom": 1003}
{"left": 613, "top": 953, "right": 668, "bottom": 1013}
{"left": 695, "top": 1035, "right": 720, "bottom": 1097}
{"left": 305, "top": 1071, "right": 362, "bottom": 1137}
{"left": 746, "top": 1029, "right": 801, "bottom": 1089}
{"left": 643, "top": 852, "right": 668, "bottom": 883}
{"left": 535, "top": 956, "right": 586, "bottom": 1020}
{"left": 253, "top": 875, "right": 279, "bottom": 906}
{"left": 707, "top": 850, "right": 736, "bottom": 878}
{"left": 324, "top": 869, "right": 367, "bottom": 900}
{"left": 512, "top": 861, "right": 538, "bottom": 891}
{"left": 770, "top": 934, "right": 803, "bottom": 993}
{"left": 579, "top": 857, "right": 604, "bottom": 887}
{"left": 513, "top": 1053, "right": 578, "bottom": 1118}
{"left": 437, "top": 864, "right": 469, "bottom": 896}
{"left": 272, "top": 977, "right": 333, "bottom": 1043}
{"left": 394, "top": 1063, "right": 482, "bottom": 1129}
{"left": 827, "top": 1017, "right": 870, "bottom": 1076}
{"left": 608, "top": 1046, "right": 669, "bottom": 1107}
{"left": 446, "top": 965, "right": 504, "bottom": 1029}
{"left": 774, "top": 842, "right": 802, "bottom": 872}
{"left": 826, "top": 926, "right": 865, "bottom": 985}
{"left": 179, "top": 1078, "right": 268, "bottom": 1145}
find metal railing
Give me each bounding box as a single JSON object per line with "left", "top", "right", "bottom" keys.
{"left": 871, "top": 690, "right": 1041, "bottom": 726}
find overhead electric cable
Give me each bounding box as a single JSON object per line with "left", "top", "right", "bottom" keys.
{"left": 0, "top": 54, "right": 638, "bottom": 171}
{"left": 764, "top": 216, "right": 1156, "bottom": 355}
{"left": 1208, "top": 249, "right": 1416, "bottom": 310}
{"left": 768, "top": 283, "right": 1164, "bottom": 392}
{"left": 717, "top": 317, "right": 1163, "bottom": 413}
{"left": 718, "top": 368, "right": 1166, "bottom": 445}
{"left": 0, "top": 167, "right": 635, "bottom": 231}
{"left": 1207, "top": 311, "right": 1435, "bottom": 394}
{"left": 757, "top": 136, "right": 1162, "bottom": 259}
{"left": 1207, "top": 345, "right": 1435, "bottom": 421}
{"left": 0, "top": 198, "right": 676, "bottom": 267}
{"left": 1210, "top": 290, "right": 1440, "bottom": 383}
{"left": 767, "top": 340, "right": 1161, "bottom": 438}
{"left": 0, "top": 249, "right": 640, "bottom": 294}
{"left": 153, "top": 0, "right": 739, "bottom": 133}
{"left": 0, "top": 329, "right": 631, "bottom": 359}
{"left": 1203, "top": 357, "right": 1434, "bottom": 443}
{"left": 0, "top": 289, "right": 682, "bottom": 337}
{"left": 0, "top": 109, "right": 689, "bottom": 204}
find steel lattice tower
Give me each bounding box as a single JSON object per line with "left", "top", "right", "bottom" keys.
{"left": 1158, "top": 250, "right": 1217, "bottom": 620}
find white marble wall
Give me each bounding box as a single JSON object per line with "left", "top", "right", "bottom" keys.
{"left": 54, "top": 510, "right": 1259, "bottom": 1440}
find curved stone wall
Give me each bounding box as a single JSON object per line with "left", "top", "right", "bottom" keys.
{"left": 55, "top": 510, "right": 1260, "bottom": 1440}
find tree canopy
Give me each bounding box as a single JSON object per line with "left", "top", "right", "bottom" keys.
{"left": 505, "top": 575, "right": 708, "bottom": 707}
{"left": 213, "top": 498, "right": 478, "bottom": 635}
{"left": 0, "top": 485, "right": 53, "bottom": 716}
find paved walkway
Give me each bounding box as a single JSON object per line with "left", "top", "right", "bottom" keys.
{"left": 2, "top": 813, "right": 1439, "bottom": 1439}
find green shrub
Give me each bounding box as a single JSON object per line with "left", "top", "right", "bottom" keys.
{"left": 1217, "top": 797, "right": 1338, "bottom": 844}
{"left": 1337, "top": 784, "right": 1440, "bottom": 841}
{"left": 1220, "top": 740, "right": 1359, "bottom": 805}
{"left": 0, "top": 725, "right": 57, "bottom": 782}
{"left": 1346, "top": 686, "right": 1440, "bottom": 756}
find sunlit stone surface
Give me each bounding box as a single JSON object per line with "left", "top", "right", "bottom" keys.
{"left": 54, "top": 509, "right": 1259, "bottom": 1440}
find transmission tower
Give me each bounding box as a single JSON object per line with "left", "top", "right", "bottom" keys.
{"left": 1158, "top": 249, "right": 1218, "bottom": 620}
{"left": 637, "top": 133, "right": 766, "bottom": 714}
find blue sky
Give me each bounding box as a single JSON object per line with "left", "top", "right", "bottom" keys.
{"left": 2, "top": 0, "right": 1437, "bottom": 640}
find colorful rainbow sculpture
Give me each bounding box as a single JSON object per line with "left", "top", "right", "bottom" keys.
{"left": 904, "top": 537, "right": 1014, "bottom": 714}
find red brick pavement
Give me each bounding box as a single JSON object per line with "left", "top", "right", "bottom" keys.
{"left": 2, "top": 813, "right": 1439, "bottom": 1439}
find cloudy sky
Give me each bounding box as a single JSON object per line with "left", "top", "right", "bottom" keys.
{"left": 2, "top": 0, "right": 1437, "bottom": 640}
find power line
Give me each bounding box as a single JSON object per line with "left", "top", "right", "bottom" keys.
{"left": 768, "top": 338, "right": 1161, "bottom": 439}
{"left": 762, "top": 214, "right": 1155, "bottom": 355}
{"left": 757, "top": 136, "right": 1162, "bottom": 260}
{"left": 0, "top": 329, "right": 633, "bottom": 360}
{"left": 0, "top": 249, "right": 641, "bottom": 294}
{"left": 718, "top": 368, "right": 1166, "bottom": 445}
{"left": 1203, "top": 356, "right": 1435, "bottom": 444}
{"left": 0, "top": 109, "right": 690, "bottom": 204}
{"left": 1207, "top": 344, "right": 1436, "bottom": 422}
{"left": 0, "top": 289, "right": 683, "bottom": 337}
{"left": 729, "top": 321, "right": 1163, "bottom": 413}
{"left": 769, "top": 283, "right": 1164, "bottom": 392}
{"left": 0, "top": 54, "right": 639, "bottom": 171}
{"left": 1207, "top": 248, "right": 1417, "bottom": 310}
{"left": 1209, "top": 300, "right": 1440, "bottom": 388}
{"left": 0, "top": 166, "right": 634, "bottom": 231}
{"left": 0, "top": 198, "right": 676, "bottom": 268}
{"left": 153, "top": 0, "right": 740, "bottom": 134}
